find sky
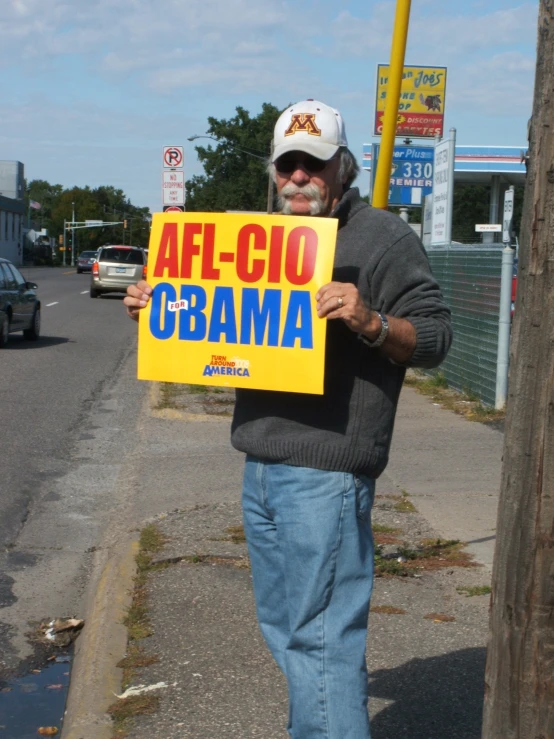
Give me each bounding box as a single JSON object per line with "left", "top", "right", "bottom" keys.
{"left": 0, "top": 0, "right": 538, "bottom": 214}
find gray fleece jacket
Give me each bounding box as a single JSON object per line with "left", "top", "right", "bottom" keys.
{"left": 230, "top": 187, "right": 452, "bottom": 478}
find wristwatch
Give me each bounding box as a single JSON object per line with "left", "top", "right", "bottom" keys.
{"left": 359, "top": 312, "right": 389, "bottom": 348}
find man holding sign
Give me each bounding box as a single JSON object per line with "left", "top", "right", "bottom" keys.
{"left": 125, "top": 99, "right": 452, "bottom": 738}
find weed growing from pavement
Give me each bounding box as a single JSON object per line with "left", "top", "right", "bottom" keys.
{"left": 393, "top": 496, "right": 417, "bottom": 513}
{"left": 225, "top": 524, "right": 247, "bottom": 543}
{"left": 117, "top": 644, "right": 159, "bottom": 690}
{"left": 372, "top": 523, "right": 401, "bottom": 534}
{"left": 404, "top": 370, "right": 506, "bottom": 425}
{"left": 424, "top": 613, "right": 456, "bottom": 623}
{"left": 108, "top": 694, "right": 160, "bottom": 737}
{"left": 123, "top": 525, "right": 167, "bottom": 640}
{"left": 209, "top": 524, "right": 247, "bottom": 544}
{"left": 456, "top": 585, "right": 492, "bottom": 597}
{"left": 155, "top": 382, "right": 184, "bottom": 409}
{"left": 373, "top": 521, "right": 402, "bottom": 546}
{"left": 371, "top": 605, "right": 408, "bottom": 615}
{"left": 428, "top": 372, "right": 449, "bottom": 388}
{"left": 374, "top": 532, "right": 403, "bottom": 546}
{"left": 182, "top": 553, "right": 250, "bottom": 569}
{"left": 462, "top": 386, "right": 480, "bottom": 402}
{"left": 374, "top": 538, "right": 477, "bottom": 578}
{"left": 155, "top": 382, "right": 228, "bottom": 408}
{"left": 154, "top": 382, "right": 235, "bottom": 416}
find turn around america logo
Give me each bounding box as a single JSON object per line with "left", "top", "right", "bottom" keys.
{"left": 203, "top": 355, "right": 251, "bottom": 378}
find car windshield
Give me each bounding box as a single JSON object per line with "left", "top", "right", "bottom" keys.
{"left": 100, "top": 248, "right": 144, "bottom": 265}
{"left": 80, "top": 252, "right": 96, "bottom": 259}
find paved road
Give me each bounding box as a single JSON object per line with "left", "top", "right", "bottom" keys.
{"left": 0, "top": 266, "right": 144, "bottom": 673}
{"left": 0, "top": 267, "right": 136, "bottom": 549}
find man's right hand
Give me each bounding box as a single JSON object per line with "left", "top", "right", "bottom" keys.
{"left": 124, "top": 280, "right": 153, "bottom": 322}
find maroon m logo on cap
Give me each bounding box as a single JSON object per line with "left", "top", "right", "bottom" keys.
{"left": 284, "top": 114, "right": 322, "bottom": 137}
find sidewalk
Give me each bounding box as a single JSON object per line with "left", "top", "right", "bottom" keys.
{"left": 71, "top": 381, "right": 504, "bottom": 739}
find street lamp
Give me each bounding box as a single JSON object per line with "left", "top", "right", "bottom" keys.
{"left": 188, "top": 134, "right": 274, "bottom": 212}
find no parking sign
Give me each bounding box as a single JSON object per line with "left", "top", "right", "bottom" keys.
{"left": 163, "top": 146, "right": 184, "bottom": 168}
{"left": 162, "top": 146, "right": 184, "bottom": 208}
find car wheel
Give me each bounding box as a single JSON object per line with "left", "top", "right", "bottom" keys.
{"left": 23, "top": 307, "right": 41, "bottom": 341}
{"left": 0, "top": 313, "right": 9, "bottom": 348}
{"left": 90, "top": 287, "right": 100, "bottom": 298}
{"left": 77, "top": 269, "right": 82, "bottom": 274}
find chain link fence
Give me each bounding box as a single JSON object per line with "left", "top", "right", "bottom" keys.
{"left": 425, "top": 245, "right": 505, "bottom": 407}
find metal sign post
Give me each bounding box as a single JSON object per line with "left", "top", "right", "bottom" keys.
{"left": 502, "top": 186, "right": 515, "bottom": 244}
{"left": 162, "top": 145, "right": 184, "bottom": 211}
{"left": 496, "top": 245, "right": 515, "bottom": 409}
{"left": 431, "top": 128, "right": 456, "bottom": 245}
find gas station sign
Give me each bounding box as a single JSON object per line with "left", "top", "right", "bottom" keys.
{"left": 375, "top": 65, "right": 447, "bottom": 138}
{"left": 371, "top": 144, "right": 434, "bottom": 206}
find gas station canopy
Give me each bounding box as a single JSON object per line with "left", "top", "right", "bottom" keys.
{"left": 363, "top": 144, "right": 527, "bottom": 186}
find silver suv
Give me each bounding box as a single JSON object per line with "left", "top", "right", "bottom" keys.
{"left": 90, "top": 245, "right": 146, "bottom": 298}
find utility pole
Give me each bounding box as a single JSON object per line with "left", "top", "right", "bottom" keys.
{"left": 482, "top": 3, "right": 554, "bottom": 737}
{"left": 372, "top": 0, "right": 412, "bottom": 209}
{"left": 71, "top": 201, "right": 76, "bottom": 267}
{"left": 267, "top": 141, "right": 274, "bottom": 214}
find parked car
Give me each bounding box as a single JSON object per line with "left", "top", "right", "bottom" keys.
{"left": 76, "top": 250, "right": 98, "bottom": 274}
{"left": 90, "top": 245, "right": 147, "bottom": 298}
{"left": 0, "top": 258, "right": 41, "bottom": 347}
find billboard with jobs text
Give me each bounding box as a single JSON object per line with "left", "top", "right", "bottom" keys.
{"left": 375, "top": 65, "right": 447, "bottom": 139}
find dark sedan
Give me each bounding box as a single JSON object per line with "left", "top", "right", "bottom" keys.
{"left": 77, "top": 250, "right": 98, "bottom": 274}
{"left": 0, "top": 258, "right": 41, "bottom": 347}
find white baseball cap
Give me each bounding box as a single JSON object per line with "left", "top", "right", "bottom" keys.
{"left": 272, "top": 99, "right": 348, "bottom": 162}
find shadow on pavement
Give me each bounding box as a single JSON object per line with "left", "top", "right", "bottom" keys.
{"left": 4, "top": 336, "right": 72, "bottom": 350}
{"left": 369, "top": 647, "right": 486, "bottom": 739}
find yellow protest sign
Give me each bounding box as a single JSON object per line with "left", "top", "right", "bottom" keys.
{"left": 138, "top": 212, "right": 338, "bottom": 394}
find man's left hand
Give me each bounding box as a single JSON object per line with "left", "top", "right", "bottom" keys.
{"left": 316, "top": 281, "right": 379, "bottom": 337}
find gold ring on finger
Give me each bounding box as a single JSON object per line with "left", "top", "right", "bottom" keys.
{"left": 337, "top": 296, "right": 343, "bottom": 308}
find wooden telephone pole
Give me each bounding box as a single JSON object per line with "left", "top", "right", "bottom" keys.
{"left": 482, "top": 2, "right": 554, "bottom": 737}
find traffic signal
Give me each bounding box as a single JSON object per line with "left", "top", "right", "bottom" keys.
{"left": 59, "top": 235, "right": 63, "bottom": 245}
{"left": 123, "top": 219, "right": 128, "bottom": 228}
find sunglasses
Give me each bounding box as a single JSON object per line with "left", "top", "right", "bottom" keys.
{"left": 274, "top": 153, "right": 333, "bottom": 175}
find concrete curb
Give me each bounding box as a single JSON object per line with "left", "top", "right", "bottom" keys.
{"left": 62, "top": 538, "right": 138, "bottom": 739}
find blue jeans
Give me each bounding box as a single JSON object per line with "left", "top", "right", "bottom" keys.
{"left": 242, "top": 456, "right": 375, "bottom": 739}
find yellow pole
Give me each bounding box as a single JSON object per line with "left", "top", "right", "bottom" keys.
{"left": 372, "top": 0, "right": 412, "bottom": 210}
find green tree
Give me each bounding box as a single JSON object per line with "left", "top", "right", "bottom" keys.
{"left": 186, "top": 103, "right": 281, "bottom": 212}
{"left": 25, "top": 180, "right": 152, "bottom": 259}
{"left": 90, "top": 186, "right": 151, "bottom": 249}
{"left": 25, "top": 179, "right": 64, "bottom": 232}
{"left": 51, "top": 187, "right": 103, "bottom": 255}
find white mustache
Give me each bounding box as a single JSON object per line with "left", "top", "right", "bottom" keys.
{"left": 278, "top": 183, "right": 326, "bottom": 215}
{"left": 280, "top": 183, "right": 322, "bottom": 200}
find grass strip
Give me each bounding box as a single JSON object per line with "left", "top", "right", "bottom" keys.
{"left": 109, "top": 524, "right": 168, "bottom": 737}
{"left": 404, "top": 371, "right": 505, "bottom": 424}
